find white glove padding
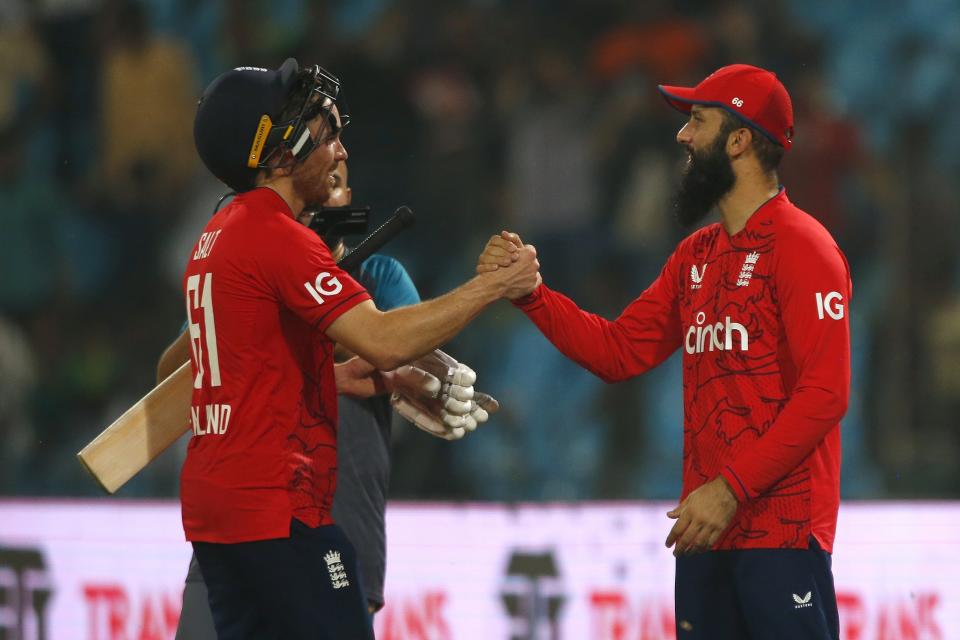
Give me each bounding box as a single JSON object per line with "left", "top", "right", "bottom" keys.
{"left": 411, "top": 349, "right": 476, "bottom": 417}
{"left": 391, "top": 392, "right": 467, "bottom": 441}
{"left": 389, "top": 362, "right": 471, "bottom": 427}
{"left": 390, "top": 350, "right": 500, "bottom": 439}
{"left": 390, "top": 364, "right": 441, "bottom": 398}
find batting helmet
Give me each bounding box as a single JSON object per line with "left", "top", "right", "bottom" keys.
{"left": 194, "top": 58, "right": 348, "bottom": 192}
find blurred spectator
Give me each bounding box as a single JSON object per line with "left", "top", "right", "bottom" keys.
{"left": 98, "top": 0, "right": 197, "bottom": 208}
{"left": 0, "top": 316, "right": 37, "bottom": 492}
{"left": 33, "top": 0, "right": 101, "bottom": 184}
{"left": 589, "top": 3, "right": 707, "bottom": 84}
{"left": 0, "top": 2, "right": 48, "bottom": 130}
{"left": 501, "top": 43, "right": 602, "bottom": 296}
{"left": 778, "top": 57, "right": 867, "bottom": 251}
{"left": 0, "top": 125, "right": 71, "bottom": 315}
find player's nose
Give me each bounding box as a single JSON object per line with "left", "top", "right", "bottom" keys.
{"left": 334, "top": 137, "right": 348, "bottom": 161}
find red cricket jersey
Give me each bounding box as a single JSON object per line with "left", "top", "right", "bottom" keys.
{"left": 515, "top": 190, "right": 851, "bottom": 551}
{"left": 180, "top": 188, "right": 370, "bottom": 543}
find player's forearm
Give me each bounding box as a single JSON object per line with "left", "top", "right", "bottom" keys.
{"left": 157, "top": 331, "right": 191, "bottom": 383}
{"left": 723, "top": 384, "right": 848, "bottom": 502}
{"left": 515, "top": 284, "right": 677, "bottom": 383}
{"left": 366, "top": 276, "right": 502, "bottom": 370}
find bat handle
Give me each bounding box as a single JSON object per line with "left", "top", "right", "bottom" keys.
{"left": 337, "top": 206, "right": 415, "bottom": 271}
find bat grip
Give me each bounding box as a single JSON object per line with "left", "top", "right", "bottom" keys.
{"left": 337, "top": 206, "right": 415, "bottom": 271}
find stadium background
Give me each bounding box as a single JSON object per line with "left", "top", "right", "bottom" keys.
{"left": 0, "top": 0, "right": 959, "bottom": 638}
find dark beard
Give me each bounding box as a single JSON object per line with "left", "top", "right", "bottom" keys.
{"left": 672, "top": 134, "right": 736, "bottom": 227}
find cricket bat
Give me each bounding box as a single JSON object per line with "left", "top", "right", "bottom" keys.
{"left": 77, "top": 361, "right": 194, "bottom": 493}
{"left": 78, "top": 206, "right": 415, "bottom": 493}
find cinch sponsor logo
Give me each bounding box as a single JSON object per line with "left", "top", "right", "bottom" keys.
{"left": 304, "top": 272, "right": 343, "bottom": 305}
{"left": 685, "top": 312, "right": 749, "bottom": 355}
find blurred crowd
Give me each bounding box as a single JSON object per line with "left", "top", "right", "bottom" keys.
{"left": 1, "top": 0, "right": 958, "bottom": 500}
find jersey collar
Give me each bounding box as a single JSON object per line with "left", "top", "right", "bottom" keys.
{"left": 237, "top": 186, "right": 296, "bottom": 219}
{"left": 727, "top": 186, "right": 787, "bottom": 239}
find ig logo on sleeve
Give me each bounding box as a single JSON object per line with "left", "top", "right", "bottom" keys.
{"left": 304, "top": 272, "right": 343, "bottom": 305}
{"left": 815, "top": 291, "right": 844, "bottom": 320}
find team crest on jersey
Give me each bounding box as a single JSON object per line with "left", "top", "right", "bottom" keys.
{"left": 690, "top": 264, "right": 708, "bottom": 289}
{"left": 736, "top": 252, "right": 760, "bottom": 287}
{"left": 324, "top": 550, "right": 350, "bottom": 590}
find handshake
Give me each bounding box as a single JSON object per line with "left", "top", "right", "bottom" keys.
{"left": 475, "top": 230, "right": 541, "bottom": 301}
{"left": 388, "top": 349, "right": 500, "bottom": 440}
{"left": 390, "top": 230, "right": 540, "bottom": 438}
{"left": 338, "top": 230, "right": 539, "bottom": 438}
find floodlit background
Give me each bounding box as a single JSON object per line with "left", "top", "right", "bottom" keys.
{"left": 2, "top": 2, "right": 960, "bottom": 498}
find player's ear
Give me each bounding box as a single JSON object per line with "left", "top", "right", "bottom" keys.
{"left": 727, "top": 127, "right": 752, "bottom": 159}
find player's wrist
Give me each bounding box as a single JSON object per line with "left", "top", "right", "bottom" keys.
{"left": 718, "top": 468, "right": 748, "bottom": 503}
{"left": 468, "top": 273, "right": 509, "bottom": 304}
{"left": 510, "top": 284, "right": 542, "bottom": 308}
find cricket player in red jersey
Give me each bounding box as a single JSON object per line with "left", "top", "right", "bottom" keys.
{"left": 480, "top": 64, "right": 850, "bottom": 639}
{"left": 184, "top": 59, "right": 539, "bottom": 639}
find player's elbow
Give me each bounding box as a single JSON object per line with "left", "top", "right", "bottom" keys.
{"left": 577, "top": 358, "right": 631, "bottom": 384}
{"left": 811, "top": 385, "right": 848, "bottom": 423}
{"left": 597, "top": 370, "right": 626, "bottom": 384}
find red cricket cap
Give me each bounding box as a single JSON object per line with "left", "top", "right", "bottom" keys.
{"left": 658, "top": 64, "right": 794, "bottom": 150}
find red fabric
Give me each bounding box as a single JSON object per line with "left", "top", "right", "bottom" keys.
{"left": 180, "top": 188, "right": 370, "bottom": 543}
{"left": 515, "top": 191, "right": 850, "bottom": 551}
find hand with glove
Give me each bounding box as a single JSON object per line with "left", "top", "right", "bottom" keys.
{"left": 388, "top": 349, "right": 499, "bottom": 440}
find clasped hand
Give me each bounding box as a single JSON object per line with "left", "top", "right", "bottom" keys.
{"left": 476, "top": 231, "right": 542, "bottom": 300}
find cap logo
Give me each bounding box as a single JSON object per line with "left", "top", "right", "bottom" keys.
{"left": 234, "top": 66, "right": 268, "bottom": 72}
{"left": 247, "top": 114, "right": 274, "bottom": 168}
{"left": 731, "top": 97, "right": 744, "bottom": 108}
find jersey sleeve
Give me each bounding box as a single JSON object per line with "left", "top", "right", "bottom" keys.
{"left": 359, "top": 254, "right": 421, "bottom": 311}
{"left": 721, "top": 230, "right": 852, "bottom": 502}
{"left": 512, "top": 248, "right": 684, "bottom": 383}
{"left": 262, "top": 224, "right": 371, "bottom": 332}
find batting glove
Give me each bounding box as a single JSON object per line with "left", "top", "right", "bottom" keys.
{"left": 388, "top": 349, "right": 499, "bottom": 439}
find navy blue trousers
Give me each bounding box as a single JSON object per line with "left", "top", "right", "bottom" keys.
{"left": 192, "top": 519, "right": 373, "bottom": 640}
{"left": 675, "top": 536, "right": 839, "bottom": 639}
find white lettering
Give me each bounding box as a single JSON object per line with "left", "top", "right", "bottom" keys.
{"left": 816, "top": 291, "right": 844, "bottom": 320}
{"left": 191, "top": 404, "right": 232, "bottom": 435}
{"left": 304, "top": 272, "right": 344, "bottom": 305}
{"left": 685, "top": 313, "right": 750, "bottom": 354}
{"left": 725, "top": 317, "right": 749, "bottom": 351}
{"left": 192, "top": 230, "right": 222, "bottom": 260}
{"left": 190, "top": 406, "right": 200, "bottom": 435}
